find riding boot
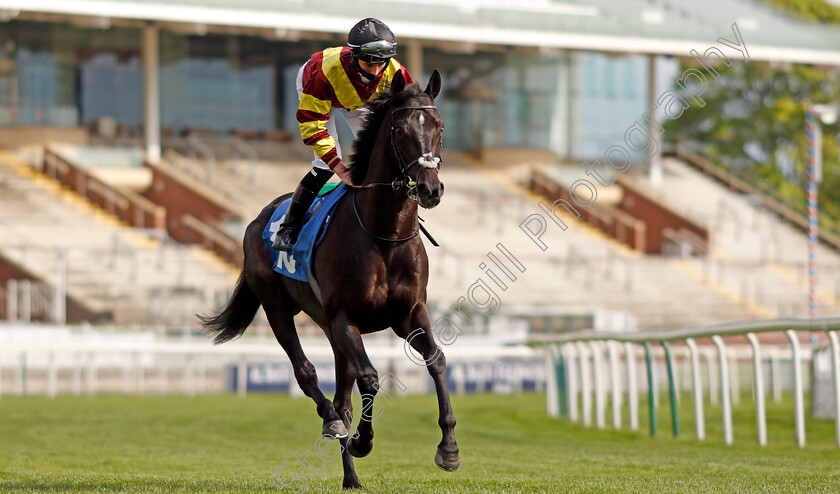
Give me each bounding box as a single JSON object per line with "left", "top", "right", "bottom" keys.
{"left": 272, "top": 184, "right": 320, "bottom": 252}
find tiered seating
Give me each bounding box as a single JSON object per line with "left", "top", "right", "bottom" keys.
{"left": 421, "top": 157, "right": 754, "bottom": 330}
{"left": 147, "top": 144, "right": 835, "bottom": 331}
{"left": 623, "top": 157, "right": 840, "bottom": 318}
{"left": 0, "top": 149, "right": 237, "bottom": 326}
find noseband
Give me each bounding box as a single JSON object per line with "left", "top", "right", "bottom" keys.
{"left": 390, "top": 105, "right": 443, "bottom": 197}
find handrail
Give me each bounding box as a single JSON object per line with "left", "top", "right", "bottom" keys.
{"left": 676, "top": 227, "right": 709, "bottom": 256}
{"left": 675, "top": 145, "right": 840, "bottom": 249}
{"left": 181, "top": 214, "right": 239, "bottom": 251}
{"left": 181, "top": 214, "right": 241, "bottom": 266}
{"left": 530, "top": 169, "right": 646, "bottom": 252}
{"left": 43, "top": 147, "right": 166, "bottom": 230}
{"left": 530, "top": 316, "right": 840, "bottom": 345}
{"left": 662, "top": 227, "right": 708, "bottom": 257}
{"left": 187, "top": 134, "right": 216, "bottom": 183}
{"left": 231, "top": 136, "right": 259, "bottom": 183}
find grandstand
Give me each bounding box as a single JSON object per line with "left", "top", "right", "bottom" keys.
{"left": 0, "top": 0, "right": 837, "bottom": 337}
{"left": 3, "top": 126, "right": 839, "bottom": 333}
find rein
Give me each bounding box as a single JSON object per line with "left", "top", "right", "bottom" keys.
{"left": 352, "top": 188, "right": 420, "bottom": 243}
{"left": 349, "top": 103, "right": 442, "bottom": 245}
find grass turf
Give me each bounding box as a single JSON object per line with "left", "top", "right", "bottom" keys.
{"left": 1, "top": 391, "right": 839, "bottom": 493}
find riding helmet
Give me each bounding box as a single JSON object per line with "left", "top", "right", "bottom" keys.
{"left": 347, "top": 18, "right": 397, "bottom": 64}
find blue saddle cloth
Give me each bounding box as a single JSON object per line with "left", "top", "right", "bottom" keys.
{"left": 262, "top": 183, "right": 349, "bottom": 282}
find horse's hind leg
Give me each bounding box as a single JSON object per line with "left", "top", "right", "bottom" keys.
{"left": 333, "top": 351, "right": 362, "bottom": 489}
{"left": 331, "top": 312, "right": 378, "bottom": 458}
{"left": 263, "top": 301, "right": 348, "bottom": 438}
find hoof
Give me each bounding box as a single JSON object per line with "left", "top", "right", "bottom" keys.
{"left": 435, "top": 448, "right": 460, "bottom": 472}
{"left": 323, "top": 420, "right": 349, "bottom": 439}
{"left": 343, "top": 480, "right": 363, "bottom": 489}
{"left": 347, "top": 437, "right": 373, "bottom": 458}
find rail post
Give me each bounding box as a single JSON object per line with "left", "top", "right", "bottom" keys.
{"left": 556, "top": 344, "right": 568, "bottom": 417}
{"left": 546, "top": 346, "right": 559, "bottom": 417}
{"left": 785, "top": 330, "right": 805, "bottom": 448}
{"left": 686, "top": 338, "right": 705, "bottom": 440}
{"left": 625, "top": 342, "right": 639, "bottom": 430}
{"left": 591, "top": 341, "right": 606, "bottom": 429}
{"left": 771, "top": 353, "right": 782, "bottom": 403}
{"left": 662, "top": 342, "right": 679, "bottom": 437}
{"left": 237, "top": 358, "right": 248, "bottom": 397}
{"left": 828, "top": 331, "right": 840, "bottom": 448}
{"left": 577, "top": 342, "right": 592, "bottom": 427}
{"left": 712, "top": 336, "right": 733, "bottom": 445}
{"left": 746, "top": 333, "right": 767, "bottom": 446}
{"left": 566, "top": 344, "right": 579, "bottom": 422}
{"left": 644, "top": 342, "right": 656, "bottom": 437}
{"left": 608, "top": 341, "right": 622, "bottom": 429}
{"left": 705, "top": 350, "right": 718, "bottom": 405}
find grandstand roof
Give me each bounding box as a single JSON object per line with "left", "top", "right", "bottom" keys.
{"left": 1, "top": 0, "right": 840, "bottom": 65}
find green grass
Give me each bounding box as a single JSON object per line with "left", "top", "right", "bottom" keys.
{"left": 1, "top": 392, "right": 839, "bottom": 493}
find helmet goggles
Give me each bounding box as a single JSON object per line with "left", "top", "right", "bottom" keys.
{"left": 350, "top": 39, "right": 397, "bottom": 64}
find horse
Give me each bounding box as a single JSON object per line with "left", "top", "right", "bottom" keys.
{"left": 199, "top": 69, "right": 459, "bottom": 489}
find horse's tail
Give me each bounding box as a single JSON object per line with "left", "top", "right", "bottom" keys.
{"left": 198, "top": 272, "right": 261, "bottom": 345}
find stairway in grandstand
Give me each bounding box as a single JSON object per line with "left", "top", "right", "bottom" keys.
{"left": 161, "top": 140, "right": 313, "bottom": 221}
{"left": 619, "top": 156, "right": 840, "bottom": 318}
{"left": 420, "top": 153, "right": 756, "bottom": 330}
{"left": 0, "top": 149, "right": 237, "bottom": 326}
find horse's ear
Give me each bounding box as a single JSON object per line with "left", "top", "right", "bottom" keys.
{"left": 390, "top": 70, "right": 406, "bottom": 94}
{"left": 424, "top": 69, "right": 442, "bottom": 99}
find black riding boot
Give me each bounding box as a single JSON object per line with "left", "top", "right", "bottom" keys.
{"left": 272, "top": 168, "right": 333, "bottom": 251}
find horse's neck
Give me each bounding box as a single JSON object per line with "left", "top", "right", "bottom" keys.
{"left": 357, "top": 153, "right": 418, "bottom": 243}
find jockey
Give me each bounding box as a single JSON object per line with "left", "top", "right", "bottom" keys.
{"left": 272, "top": 18, "right": 414, "bottom": 252}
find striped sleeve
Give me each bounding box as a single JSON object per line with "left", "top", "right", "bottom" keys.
{"left": 296, "top": 52, "right": 339, "bottom": 166}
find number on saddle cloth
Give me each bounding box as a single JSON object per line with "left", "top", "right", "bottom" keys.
{"left": 262, "top": 183, "right": 349, "bottom": 282}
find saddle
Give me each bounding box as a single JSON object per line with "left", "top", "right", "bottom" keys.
{"left": 262, "top": 183, "right": 348, "bottom": 290}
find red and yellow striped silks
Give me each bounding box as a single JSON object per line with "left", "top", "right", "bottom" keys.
{"left": 296, "top": 46, "right": 413, "bottom": 168}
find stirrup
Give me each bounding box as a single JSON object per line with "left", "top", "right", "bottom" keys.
{"left": 271, "top": 180, "right": 321, "bottom": 252}
{"left": 272, "top": 227, "right": 298, "bottom": 252}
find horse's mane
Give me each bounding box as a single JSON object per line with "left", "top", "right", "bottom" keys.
{"left": 349, "top": 83, "right": 425, "bottom": 185}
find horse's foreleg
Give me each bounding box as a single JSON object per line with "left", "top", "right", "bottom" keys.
{"left": 333, "top": 349, "right": 362, "bottom": 489}
{"left": 398, "top": 304, "right": 460, "bottom": 472}
{"left": 263, "top": 305, "right": 346, "bottom": 438}
{"left": 331, "top": 312, "right": 378, "bottom": 458}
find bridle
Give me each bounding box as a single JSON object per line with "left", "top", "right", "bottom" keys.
{"left": 348, "top": 104, "right": 442, "bottom": 193}
{"left": 351, "top": 103, "right": 442, "bottom": 243}
{"left": 390, "top": 104, "right": 442, "bottom": 200}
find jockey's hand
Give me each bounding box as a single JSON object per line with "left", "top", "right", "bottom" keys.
{"left": 332, "top": 159, "right": 354, "bottom": 186}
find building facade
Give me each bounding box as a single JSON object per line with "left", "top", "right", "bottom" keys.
{"left": 0, "top": 0, "right": 837, "bottom": 161}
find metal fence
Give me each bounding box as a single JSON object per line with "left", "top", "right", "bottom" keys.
{"left": 535, "top": 316, "right": 840, "bottom": 448}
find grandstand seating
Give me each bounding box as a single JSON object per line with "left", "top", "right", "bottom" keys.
{"left": 4, "top": 140, "right": 837, "bottom": 332}
{"left": 0, "top": 149, "right": 237, "bottom": 326}
{"left": 153, "top": 145, "right": 771, "bottom": 329}
{"left": 625, "top": 157, "right": 840, "bottom": 316}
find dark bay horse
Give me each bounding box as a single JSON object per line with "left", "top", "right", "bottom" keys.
{"left": 200, "top": 69, "right": 459, "bottom": 489}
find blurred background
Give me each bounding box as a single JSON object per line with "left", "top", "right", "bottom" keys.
{"left": 0, "top": 0, "right": 838, "bottom": 402}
